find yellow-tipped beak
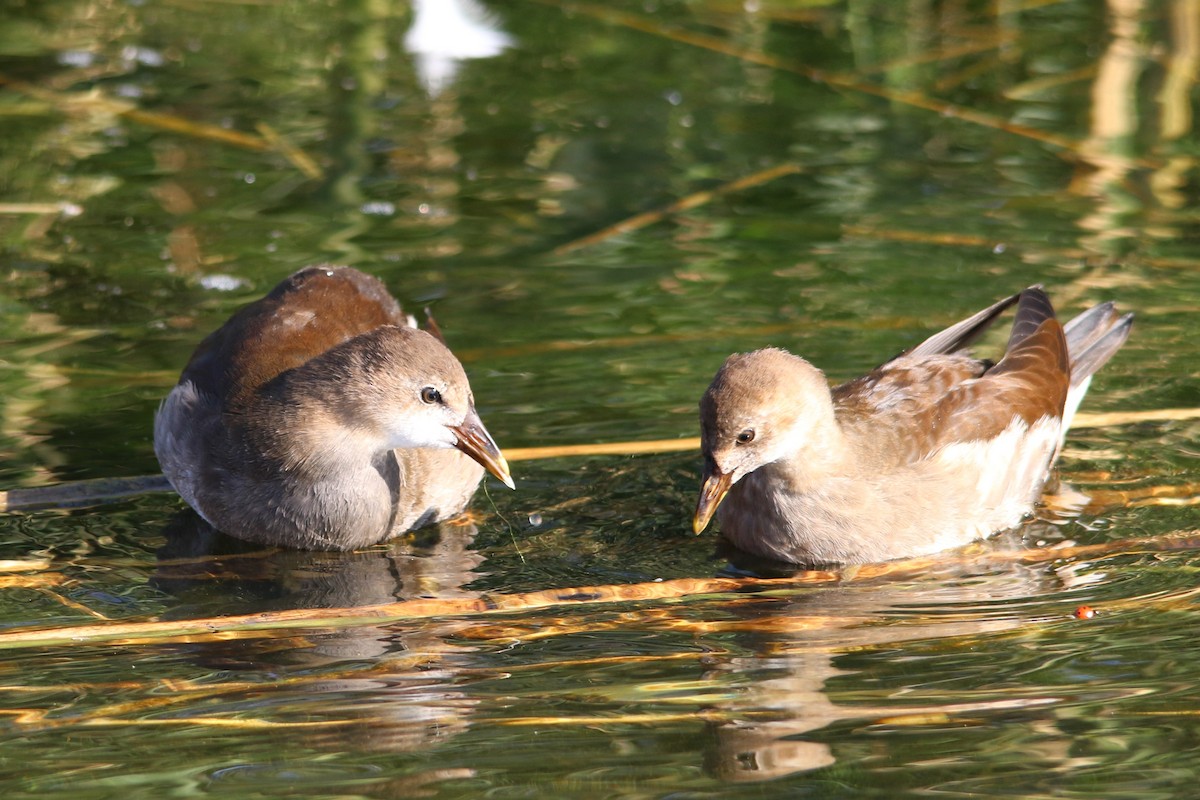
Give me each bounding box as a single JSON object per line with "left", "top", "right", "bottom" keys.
{"left": 692, "top": 466, "right": 732, "bottom": 534}
{"left": 451, "top": 408, "right": 515, "bottom": 490}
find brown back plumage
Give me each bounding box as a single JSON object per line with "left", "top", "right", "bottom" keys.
{"left": 181, "top": 266, "right": 411, "bottom": 409}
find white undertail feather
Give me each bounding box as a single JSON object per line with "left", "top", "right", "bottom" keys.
{"left": 931, "top": 415, "right": 1061, "bottom": 545}
{"left": 1061, "top": 375, "right": 1092, "bottom": 437}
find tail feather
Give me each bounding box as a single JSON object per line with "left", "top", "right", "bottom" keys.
{"left": 1064, "top": 303, "right": 1134, "bottom": 387}
{"left": 1060, "top": 302, "right": 1133, "bottom": 432}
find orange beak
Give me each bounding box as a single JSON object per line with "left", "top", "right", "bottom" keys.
{"left": 451, "top": 407, "right": 515, "bottom": 489}
{"left": 692, "top": 463, "right": 732, "bottom": 534}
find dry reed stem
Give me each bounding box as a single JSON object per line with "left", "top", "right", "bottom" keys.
{"left": 0, "top": 654, "right": 703, "bottom": 700}
{"left": 1070, "top": 408, "right": 1200, "bottom": 428}
{"left": 455, "top": 606, "right": 866, "bottom": 645}
{"left": 1044, "top": 482, "right": 1200, "bottom": 515}
{"left": 2, "top": 651, "right": 477, "bottom": 730}
{"left": 461, "top": 550, "right": 1200, "bottom": 647}
{"left": 21, "top": 695, "right": 1068, "bottom": 733}
{"left": 23, "top": 691, "right": 249, "bottom": 729}
{"left": 505, "top": 408, "right": 1197, "bottom": 461}
{"left": 0, "top": 203, "right": 81, "bottom": 216}
{"left": 1129, "top": 494, "right": 1200, "bottom": 509}
{"left": 506, "top": 438, "right": 699, "bottom": 461}
{"left": 497, "top": 711, "right": 732, "bottom": 727}
{"left": 76, "top": 717, "right": 349, "bottom": 730}
{"left": 0, "top": 652, "right": 712, "bottom": 730}
{"left": 0, "top": 529, "right": 1196, "bottom": 652}
{"left": 0, "top": 574, "right": 827, "bottom": 651}
{"left": 0, "top": 574, "right": 64, "bottom": 590}
{"left": 2, "top": 539, "right": 1196, "bottom": 728}
{"left": 0, "top": 559, "right": 53, "bottom": 573}
{"left": 496, "top": 694, "right": 1059, "bottom": 730}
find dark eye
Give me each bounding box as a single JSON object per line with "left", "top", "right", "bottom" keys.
{"left": 735, "top": 429, "right": 755, "bottom": 444}
{"left": 420, "top": 386, "right": 442, "bottom": 405}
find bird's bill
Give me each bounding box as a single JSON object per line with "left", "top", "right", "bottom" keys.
{"left": 693, "top": 465, "right": 732, "bottom": 534}
{"left": 451, "top": 408, "right": 515, "bottom": 489}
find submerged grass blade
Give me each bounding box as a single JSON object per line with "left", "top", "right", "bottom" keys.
{"left": 0, "top": 475, "right": 174, "bottom": 512}
{"left": 0, "top": 74, "right": 321, "bottom": 174}
{"left": 537, "top": 1, "right": 1126, "bottom": 163}
{"left": 553, "top": 162, "right": 802, "bottom": 254}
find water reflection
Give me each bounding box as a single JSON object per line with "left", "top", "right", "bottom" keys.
{"left": 703, "top": 525, "right": 1079, "bottom": 782}
{"left": 1075, "top": 0, "right": 1200, "bottom": 257}
{"left": 404, "top": 0, "right": 513, "bottom": 96}
{"left": 155, "top": 512, "right": 484, "bottom": 619}
{"left": 0, "top": 0, "right": 1197, "bottom": 796}
{"left": 152, "top": 514, "right": 489, "bottom": 755}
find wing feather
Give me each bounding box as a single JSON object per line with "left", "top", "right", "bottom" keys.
{"left": 834, "top": 289, "right": 1069, "bottom": 464}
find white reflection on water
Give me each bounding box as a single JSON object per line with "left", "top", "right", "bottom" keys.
{"left": 404, "top": 0, "right": 513, "bottom": 95}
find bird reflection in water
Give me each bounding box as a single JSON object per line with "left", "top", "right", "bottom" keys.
{"left": 153, "top": 512, "right": 491, "bottom": 764}
{"left": 701, "top": 522, "right": 1096, "bottom": 782}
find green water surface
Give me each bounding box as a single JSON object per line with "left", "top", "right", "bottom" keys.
{"left": 0, "top": 0, "right": 1198, "bottom": 797}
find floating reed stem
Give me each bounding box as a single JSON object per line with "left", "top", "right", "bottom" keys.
{"left": 0, "top": 529, "right": 1197, "bottom": 652}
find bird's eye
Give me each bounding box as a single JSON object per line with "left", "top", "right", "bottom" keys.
{"left": 420, "top": 386, "right": 442, "bottom": 405}
{"left": 735, "top": 429, "right": 755, "bottom": 444}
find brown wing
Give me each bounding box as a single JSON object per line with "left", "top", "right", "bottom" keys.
{"left": 835, "top": 288, "right": 1070, "bottom": 463}
{"left": 932, "top": 317, "right": 1069, "bottom": 444}
{"left": 833, "top": 354, "right": 990, "bottom": 464}
{"left": 178, "top": 266, "right": 410, "bottom": 408}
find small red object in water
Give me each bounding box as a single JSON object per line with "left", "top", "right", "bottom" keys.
{"left": 1073, "top": 605, "right": 1097, "bottom": 620}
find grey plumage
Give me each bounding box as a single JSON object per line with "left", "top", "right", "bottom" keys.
{"left": 154, "top": 266, "right": 513, "bottom": 551}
